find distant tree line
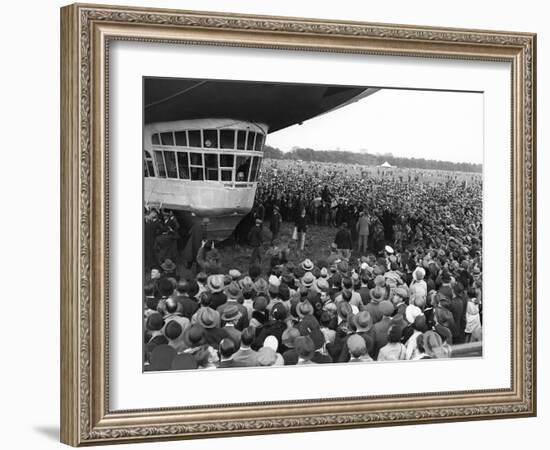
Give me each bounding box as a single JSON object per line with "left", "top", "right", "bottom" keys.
{"left": 262, "top": 145, "right": 482, "bottom": 173}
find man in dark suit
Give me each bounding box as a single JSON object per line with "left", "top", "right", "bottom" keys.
{"left": 252, "top": 303, "right": 288, "bottom": 352}
{"left": 217, "top": 338, "right": 237, "bottom": 368}
{"left": 232, "top": 327, "right": 259, "bottom": 367}
{"left": 248, "top": 218, "right": 264, "bottom": 265}
{"left": 334, "top": 222, "right": 353, "bottom": 261}
{"left": 269, "top": 205, "right": 282, "bottom": 244}
{"left": 144, "top": 209, "right": 162, "bottom": 270}
{"left": 174, "top": 280, "right": 199, "bottom": 320}
{"left": 217, "top": 282, "right": 249, "bottom": 330}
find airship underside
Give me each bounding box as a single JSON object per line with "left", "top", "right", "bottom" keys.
{"left": 143, "top": 78, "right": 378, "bottom": 239}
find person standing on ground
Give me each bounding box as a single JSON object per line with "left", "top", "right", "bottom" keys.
{"left": 356, "top": 211, "right": 370, "bottom": 255}
{"left": 248, "top": 218, "right": 264, "bottom": 265}
{"left": 334, "top": 222, "right": 353, "bottom": 261}
{"left": 294, "top": 208, "right": 308, "bottom": 251}
{"left": 182, "top": 217, "right": 209, "bottom": 270}
{"left": 270, "top": 205, "right": 282, "bottom": 244}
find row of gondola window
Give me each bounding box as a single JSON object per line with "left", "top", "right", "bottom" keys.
{"left": 150, "top": 129, "right": 265, "bottom": 152}
{"left": 144, "top": 150, "right": 261, "bottom": 183}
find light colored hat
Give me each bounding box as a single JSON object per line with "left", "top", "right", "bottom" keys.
{"left": 224, "top": 281, "right": 242, "bottom": 299}
{"left": 221, "top": 304, "right": 242, "bottom": 322}
{"left": 314, "top": 277, "right": 330, "bottom": 293}
{"left": 228, "top": 269, "right": 242, "bottom": 280}
{"left": 254, "top": 278, "right": 269, "bottom": 294}
{"left": 405, "top": 305, "right": 422, "bottom": 324}
{"left": 413, "top": 267, "right": 426, "bottom": 281}
{"left": 353, "top": 311, "right": 373, "bottom": 331}
{"left": 301, "top": 259, "right": 314, "bottom": 272}
{"left": 378, "top": 300, "right": 394, "bottom": 317}
{"left": 301, "top": 272, "right": 316, "bottom": 288}
{"left": 296, "top": 301, "right": 314, "bottom": 318}
{"left": 369, "top": 286, "right": 386, "bottom": 303}
{"left": 239, "top": 276, "right": 254, "bottom": 292}
{"left": 207, "top": 274, "right": 224, "bottom": 293}
{"left": 196, "top": 307, "right": 219, "bottom": 329}
{"left": 268, "top": 274, "right": 281, "bottom": 291}
{"left": 263, "top": 335, "right": 279, "bottom": 351}
{"left": 384, "top": 245, "right": 395, "bottom": 254}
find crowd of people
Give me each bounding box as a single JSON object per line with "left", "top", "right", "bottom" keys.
{"left": 254, "top": 161, "right": 482, "bottom": 255}
{"left": 143, "top": 160, "right": 483, "bottom": 371}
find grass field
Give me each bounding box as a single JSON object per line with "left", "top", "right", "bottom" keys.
{"left": 212, "top": 221, "right": 342, "bottom": 276}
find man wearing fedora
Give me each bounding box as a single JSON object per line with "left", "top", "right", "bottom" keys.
{"left": 160, "top": 258, "right": 177, "bottom": 280}
{"left": 294, "top": 336, "right": 316, "bottom": 365}
{"left": 207, "top": 274, "right": 227, "bottom": 309}
{"left": 336, "top": 310, "right": 376, "bottom": 362}
{"left": 269, "top": 204, "right": 282, "bottom": 244}
{"left": 248, "top": 218, "right": 264, "bottom": 265}
{"left": 195, "top": 307, "right": 227, "bottom": 350}
{"left": 219, "top": 303, "right": 243, "bottom": 347}
{"left": 334, "top": 222, "right": 353, "bottom": 261}
{"left": 174, "top": 280, "right": 200, "bottom": 320}
{"left": 372, "top": 300, "right": 395, "bottom": 358}
{"left": 217, "top": 281, "right": 249, "bottom": 331}
{"left": 252, "top": 303, "right": 288, "bottom": 352}
{"left": 366, "top": 285, "right": 385, "bottom": 324}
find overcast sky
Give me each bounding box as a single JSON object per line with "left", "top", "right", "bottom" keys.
{"left": 267, "top": 88, "right": 483, "bottom": 164}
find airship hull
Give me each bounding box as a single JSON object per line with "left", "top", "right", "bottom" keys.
{"left": 144, "top": 177, "right": 257, "bottom": 239}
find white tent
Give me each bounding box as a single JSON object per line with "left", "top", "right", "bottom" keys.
{"left": 378, "top": 161, "right": 394, "bottom": 168}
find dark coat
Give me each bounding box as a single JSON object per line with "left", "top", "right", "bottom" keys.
{"left": 175, "top": 295, "right": 200, "bottom": 320}
{"left": 372, "top": 316, "right": 392, "bottom": 358}
{"left": 248, "top": 225, "right": 263, "bottom": 247}
{"left": 144, "top": 219, "right": 162, "bottom": 267}
{"left": 334, "top": 228, "right": 353, "bottom": 249}
{"left": 295, "top": 215, "right": 308, "bottom": 233}
{"left": 210, "top": 292, "right": 227, "bottom": 310}
{"left": 196, "top": 247, "right": 223, "bottom": 275}
{"left": 217, "top": 301, "right": 250, "bottom": 331}
{"left": 252, "top": 320, "right": 287, "bottom": 351}
{"left": 182, "top": 223, "right": 207, "bottom": 264}
{"left": 336, "top": 330, "right": 376, "bottom": 362}
{"left": 217, "top": 359, "right": 236, "bottom": 368}
{"left": 270, "top": 210, "right": 282, "bottom": 234}
{"left": 311, "top": 352, "right": 333, "bottom": 364}
{"left": 203, "top": 327, "right": 230, "bottom": 350}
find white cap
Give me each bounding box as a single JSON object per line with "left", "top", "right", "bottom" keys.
{"left": 268, "top": 274, "right": 281, "bottom": 287}
{"left": 263, "top": 335, "right": 279, "bottom": 351}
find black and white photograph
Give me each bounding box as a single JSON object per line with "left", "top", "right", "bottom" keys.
{"left": 142, "top": 77, "right": 483, "bottom": 372}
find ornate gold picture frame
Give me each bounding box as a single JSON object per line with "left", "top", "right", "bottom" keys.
{"left": 60, "top": 3, "right": 536, "bottom": 446}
